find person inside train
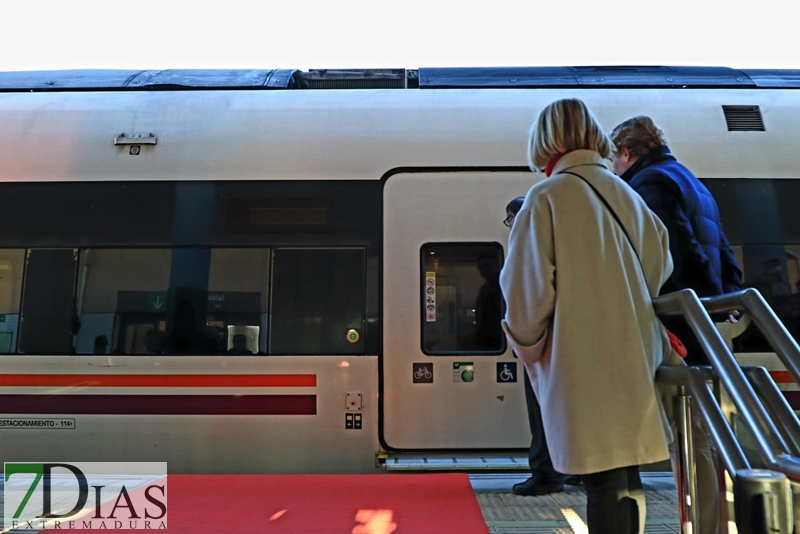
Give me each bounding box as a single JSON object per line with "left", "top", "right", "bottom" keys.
{"left": 140, "top": 328, "right": 165, "bottom": 355}
{"left": 228, "top": 334, "right": 253, "bottom": 355}
{"left": 503, "top": 197, "right": 579, "bottom": 496}
{"left": 791, "top": 279, "right": 800, "bottom": 338}
{"left": 609, "top": 115, "right": 741, "bottom": 534}
{"left": 609, "top": 115, "right": 743, "bottom": 365}
{"left": 164, "top": 298, "right": 216, "bottom": 354}
{"left": 752, "top": 257, "right": 792, "bottom": 326}
{"left": 474, "top": 254, "right": 503, "bottom": 350}
{"left": 501, "top": 98, "right": 679, "bottom": 533}
{"left": 93, "top": 335, "right": 108, "bottom": 354}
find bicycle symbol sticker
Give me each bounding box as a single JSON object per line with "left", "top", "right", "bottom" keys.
{"left": 496, "top": 362, "right": 517, "bottom": 383}
{"left": 413, "top": 363, "right": 434, "bottom": 384}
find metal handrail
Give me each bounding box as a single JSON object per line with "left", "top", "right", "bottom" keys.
{"left": 698, "top": 288, "right": 800, "bottom": 385}
{"left": 656, "top": 365, "right": 751, "bottom": 475}
{"left": 743, "top": 366, "right": 800, "bottom": 457}
{"left": 653, "top": 289, "right": 800, "bottom": 482}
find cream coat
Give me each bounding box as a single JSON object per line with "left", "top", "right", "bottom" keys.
{"left": 500, "top": 150, "right": 677, "bottom": 475}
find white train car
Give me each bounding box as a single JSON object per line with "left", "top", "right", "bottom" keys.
{"left": 0, "top": 66, "right": 798, "bottom": 473}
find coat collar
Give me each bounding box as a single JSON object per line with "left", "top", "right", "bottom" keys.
{"left": 549, "top": 149, "right": 609, "bottom": 177}
{"left": 620, "top": 145, "right": 675, "bottom": 182}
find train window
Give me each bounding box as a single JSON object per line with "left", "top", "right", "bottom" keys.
{"left": 421, "top": 243, "right": 505, "bottom": 355}
{"left": 702, "top": 178, "right": 800, "bottom": 351}
{"left": 731, "top": 244, "right": 800, "bottom": 351}
{"left": 74, "top": 249, "right": 171, "bottom": 355}
{"left": 18, "top": 249, "right": 79, "bottom": 355}
{"left": 207, "top": 248, "right": 269, "bottom": 355}
{"left": 270, "top": 248, "right": 366, "bottom": 355}
{"left": 73, "top": 248, "right": 269, "bottom": 355}
{"left": 0, "top": 249, "right": 25, "bottom": 353}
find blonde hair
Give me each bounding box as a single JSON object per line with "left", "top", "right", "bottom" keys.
{"left": 527, "top": 98, "right": 612, "bottom": 171}
{"left": 609, "top": 115, "right": 668, "bottom": 158}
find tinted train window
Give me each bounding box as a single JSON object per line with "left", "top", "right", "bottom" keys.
{"left": 6, "top": 246, "right": 368, "bottom": 356}
{"left": 0, "top": 249, "right": 25, "bottom": 353}
{"left": 727, "top": 243, "right": 800, "bottom": 351}
{"left": 421, "top": 243, "right": 505, "bottom": 355}
{"left": 703, "top": 178, "right": 800, "bottom": 350}
{"left": 76, "top": 249, "right": 171, "bottom": 355}
{"left": 18, "top": 250, "right": 79, "bottom": 354}
{"left": 74, "top": 248, "right": 269, "bottom": 355}
{"left": 270, "top": 248, "right": 366, "bottom": 355}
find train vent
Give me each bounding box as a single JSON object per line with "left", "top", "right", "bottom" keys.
{"left": 299, "top": 69, "right": 407, "bottom": 89}
{"left": 722, "top": 105, "right": 765, "bottom": 131}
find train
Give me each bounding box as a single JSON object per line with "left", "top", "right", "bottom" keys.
{"left": 0, "top": 66, "right": 798, "bottom": 474}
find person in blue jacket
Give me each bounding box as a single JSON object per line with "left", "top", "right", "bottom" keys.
{"left": 609, "top": 115, "right": 743, "bottom": 366}
{"left": 610, "top": 116, "right": 741, "bottom": 534}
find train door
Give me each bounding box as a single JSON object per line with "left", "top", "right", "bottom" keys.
{"left": 382, "top": 171, "right": 542, "bottom": 450}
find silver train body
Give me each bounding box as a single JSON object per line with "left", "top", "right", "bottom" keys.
{"left": 0, "top": 67, "right": 798, "bottom": 473}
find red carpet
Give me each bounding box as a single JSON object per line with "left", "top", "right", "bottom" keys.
{"left": 44, "top": 473, "right": 488, "bottom": 533}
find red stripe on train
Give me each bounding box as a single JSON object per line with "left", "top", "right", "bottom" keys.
{"left": 782, "top": 392, "right": 800, "bottom": 412}
{"left": 0, "top": 374, "right": 316, "bottom": 388}
{"left": 769, "top": 371, "right": 794, "bottom": 384}
{"left": 0, "top": 395, "right": 316, "bottom": 415}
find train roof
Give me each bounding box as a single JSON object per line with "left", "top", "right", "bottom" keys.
{"left": 2, "top": 66, "right": 800, "bottom": 91}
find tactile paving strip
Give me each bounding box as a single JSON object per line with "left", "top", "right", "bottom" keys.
{"left": 475, "top": 474, "right": 681, "bottom": 533}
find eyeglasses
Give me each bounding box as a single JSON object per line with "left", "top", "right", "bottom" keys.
{"left": 503, "top": 214, "right": 514, "bottom": 228}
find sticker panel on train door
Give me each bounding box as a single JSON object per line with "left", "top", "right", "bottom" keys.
{"left": 413, "top": 363, "right": 434, "bottom": 383}
{"left": 496, "top": 362, "right": 517, "bottom": 383}
{"left": 425, "top": 271, "right": 436, "bottom": 322}
{"left": 453, "top": 362, "right": 474, "bottom": 383}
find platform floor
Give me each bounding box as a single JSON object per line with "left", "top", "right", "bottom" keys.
{"left": 471, "top": 472, "right": 680, "bottom": 533}
{"left": 1, "top": 471, "right": 680, "bottom": 533}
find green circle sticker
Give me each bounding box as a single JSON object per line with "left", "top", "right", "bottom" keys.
{"left": 461, "top": 369, "right": 474, "bottom": 382}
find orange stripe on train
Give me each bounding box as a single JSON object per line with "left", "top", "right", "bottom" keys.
{"left": 0, "top": 374, "right": 316, "bottom": 388}
{"left": 769, "top": 371, "right": 795, "bottom": 384}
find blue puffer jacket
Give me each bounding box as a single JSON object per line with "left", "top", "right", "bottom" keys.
{"left": 621, "top": 145, "right": 742, "bottom": 298}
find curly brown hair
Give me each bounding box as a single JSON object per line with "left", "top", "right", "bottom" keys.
{"left": 609, "top": 115, "right": 668, "bottom": 158}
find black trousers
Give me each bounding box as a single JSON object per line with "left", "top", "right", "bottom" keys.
{"left": 523, "top": 369, "right": 560, "bottom": 480}
{"left": 583, "top": 466, "right": 644, "bottom": 534}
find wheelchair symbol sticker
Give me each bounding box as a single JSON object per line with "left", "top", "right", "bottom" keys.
{"left": 496, "top": 362, "right": 517, "bottom": 383}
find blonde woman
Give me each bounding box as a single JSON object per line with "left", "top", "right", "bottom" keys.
{"left": 500, "top": 98, "right": 677, "bottom": 533}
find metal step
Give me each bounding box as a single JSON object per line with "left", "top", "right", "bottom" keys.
{"left": 379, "top": 452, "right": 674, "bottom": 473}
{"left": 379, "top": 452, "right": 529, "bottom": 471}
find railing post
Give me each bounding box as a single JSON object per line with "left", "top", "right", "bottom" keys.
{"left": 714, "top": 376, "right": 737, "bottom": 534}
{"left": 793, "top": 483, "right": 800, "bottom": 534}
{"left": 675, "top": 385, "right": 701, "bottom": 533}
{"left": 734, "top": 469, "right": 793, "bottom": 533}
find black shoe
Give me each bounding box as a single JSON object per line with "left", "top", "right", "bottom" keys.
{"left": 563, "top": 475, "right": 583, "bottom": 486}
{"left": 512, "top": 477, "right": 564, "bottom": 496}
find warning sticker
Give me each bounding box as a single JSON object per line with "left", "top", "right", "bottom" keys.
{"left": 425, "top": 271, "right": 437, "bottom": 322}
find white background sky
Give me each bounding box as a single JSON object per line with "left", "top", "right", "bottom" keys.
{"left": 2, "top": 0, "right": 796, "bottom": 72}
